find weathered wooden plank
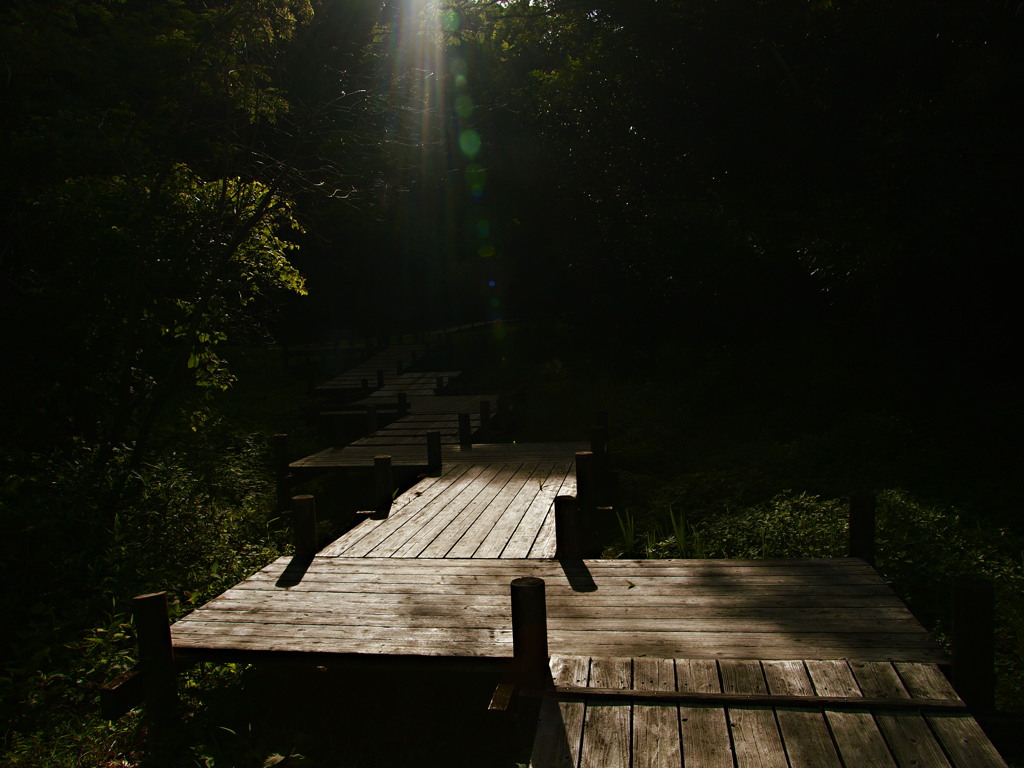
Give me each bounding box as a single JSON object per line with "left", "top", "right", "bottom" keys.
{"left": 385, "top": 465, "right": 509, "bottom": 557}
{"left": 343, "top": 465, "right": 494, "bottom": 557}
{"left": 472, "top": 462, "right": 556, "bottom": 558}
{"left": 578, "top": 657, "right": 631, "bottom": 768}
{"left": 677, "top": 658, "right": 733, "bottom": 768}
{"left": 895, "top": 662, "right": 1008, "bottom": 768}
{"left": 418, "top": 464, "right": 525, "bottom": 557}
{"left": 319, "top": 465, "right": 469, "bottom": 556}
{"left": 851, "top": 661, "right": 953, "bottom": 768}
{"left": 762, "top": 660, "right": 843, "bottom": 767}
{"left": 446, "top": 463, "right": 546, "bottom": 558}
{"left": 719, "top": 659, "right": 788, "bottom": 768}
{"left": 632, "top": 657, "right": 681, "bottom": 768}
{"left": 804, "top": 660, "right": 897, "bottom": 768}
{"left": 530, "top": 655, "right": 590, "bottom": 768}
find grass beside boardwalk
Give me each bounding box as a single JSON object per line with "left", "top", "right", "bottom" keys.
{"left": 2, "top": 329, "right": 1021, "bottom": 766}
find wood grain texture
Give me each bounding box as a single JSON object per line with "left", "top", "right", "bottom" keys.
{"left": 172, "top": 559, "right": 946, "bottom": 662}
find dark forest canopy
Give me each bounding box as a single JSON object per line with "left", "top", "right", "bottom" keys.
{"left": 2, "top": 0, "right": 1022, "bottom": 456}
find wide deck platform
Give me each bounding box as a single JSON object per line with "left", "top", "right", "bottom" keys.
{"left": 171, "top": 558, "right": 945, "bottom": 663}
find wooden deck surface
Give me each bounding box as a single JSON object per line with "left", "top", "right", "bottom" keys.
{"left": 290, "top": 442, "right": 591, "bottom": 469}
{"left": 530, "top": 654, "right": 1006, "bottom": 768}
{"left": 321, "top": 460, "right": 576, "bottom": 558}
{"left": 171, "top": 558, "right": 945, "bottom": 663}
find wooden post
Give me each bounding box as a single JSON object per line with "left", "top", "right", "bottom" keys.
{"left": 361, "top": 377, "right": 370, "bottom": 397}
{"left": 848, "top": 492, "right": 876, "bottom": 565}
{"left": 576, "top": 451, "right": 595, "bottom": 513}
{"left": 479, "top": 400, "right": 491, "bottom": 441}
{"left": 554, "top": 495, "right": 583, "bottom": 560}
{"left": 365, "top": 404, "right": 379, "bottom": 433}
{"left": 952, "top": 577, "right": 996, "bottom": 713}
{"left": 376, "top": 369, "right": 385, "bottom": 388}
{"left": 292, "top": 494, "right": 318, "bottom": 556}
{"left": 435, "top": 375, "right": 445, "bottom": 394}
{"left": 374, "top": 455, "right": 394, "bottom": 514}
{"left": 397, "top": 392, "right": 409, "bottom": 418}
{"left": 458, "top": 413, "right": 473, "bottom": 450}
{"left": 272, "top": 433, "right": 290, "bottom": 512}
{"left": 511, "top": 577, "right": 550, "bottom": 695}
{"left": 590, "top": 425, "right": 608, "bottom": 466}
{"left": 427, "top": 431, "right": 442, "bottom": 477}
{"left": 133, "top": 592, "right": 177, "bottom": 727}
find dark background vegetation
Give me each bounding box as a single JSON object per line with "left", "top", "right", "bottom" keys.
{"left": 1, "top": 0, "right": 1022, "bottom": 765}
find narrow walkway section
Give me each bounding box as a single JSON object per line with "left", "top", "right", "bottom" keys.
{"left": 531, "top": 655, "right": 1007, "bottom": 768}
{"left": 319, "top": 459, "right": 576, "bottom": 558}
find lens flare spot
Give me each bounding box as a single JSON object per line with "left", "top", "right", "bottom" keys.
{"left": 455, "top": 94, "right": 474, "bottom": 118}
{"left": 459, "top": 130, "right": 481, "bottom": 158}
{"left": 476, "top": 220, "right": 490, "bottom": 238}
{"left": 442, "top": 9, "right": 460, "bottom": 32}
{"left": 478, "top": 244, "right": 496, "bottom": 258}
{"left": 488, "top": 280, "right": 496, "bottom": 288}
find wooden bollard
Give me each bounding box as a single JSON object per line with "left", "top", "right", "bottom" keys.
{"left": 361, "top": 377, "right": 370, "bottom": 397}
{"left": 132, "top": 592, "right": 177, "bottom": 727}
{"left": 952, "top": 577, "right": 996, "bottom": 713}
{"left": 480, "top": 400, "right": 491, "bottom": 440}
{"left": 398, "top": 392, "right": 409, "bottom": 418}
{"left": 554, "top": 495, "right": 583, "bottom": 560}
{"left": 365, "top": 404, "right": 379, "bottom": 433}
{"left": 435, "top": 375, "right": 445, "bottom": 394}
{"left": 576, "top": 451, "right": 596, "bottom": 512}
{"left": 427, "top": 431, "right": 442, "bottom": 476}
{"left": 511, "top": 577, "right": 550, "bottom": 695}
{"left": 376, "top": 369, "right": 385, "bottom": 388}
{"left": 458, "top": 413, "right": 473, "bottom": 450}
{"left": 848, "top": 492, "right": 876, "bottom": 565}
{"left": 374, "top": 455, "right": 394, "bottom": 514}
{"left": 292, "top": 494, "right": 318, "bottom": 556}
{"left": 272, "top": 433, "right": 290, "bottom": 512}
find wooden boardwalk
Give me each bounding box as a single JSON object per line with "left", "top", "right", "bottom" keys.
{"left": 531, "top": 655, "right": 1006, "bottom": 768}
{"left": 320, "top": 460, "right": 576, "bottom": 558}
{"left": 171, "top": 558, "right": 944, "bottom": 662}
{"left": 172, "top": 344, "right": 1010, "bottom": 767}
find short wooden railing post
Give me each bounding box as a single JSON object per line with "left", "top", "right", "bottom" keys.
{"left": 398, "top": 392, "right": 409, "bottom": 418}
{"left": 576, "top": 451, "right": 595, "bottom": 513}
{"left": 361, "top": 377, "right": 370, "bottom": 397}
{"left": 848, "top": 492, "right": 876, "bottom": 565}
{"left": 374, "top": 455, "right": 394, "bottom": 514}
{"left": 272, "top": 433, "right": 290, "bottom": 512}
{"left": 458, "top": 413, "right": 473, "bottom": 450}
{"left": 365, "top": 404, "right": 379, "bottom": 433}
{"left": 427, "top": 432, "right": 442, "bottom": 477}
{"left": 511, "top": 577, "right": 550, "bottom": 695}
{"left": 435, "top": 375, "right": 445, "bottom": 394}
{"left": 952, "top": 577, "right": 996, "bottom": 714}
{"left": 133, "top": 592, "right": 177, "bottom": 728}
{"left": 376, "top": 369, "right": 385, "bottom": 388}
{"left": 554, "top": 495, "right": 583, "bottom": 559}
{"left": 292, "top": 494, "right": 318, "bottom": 556}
